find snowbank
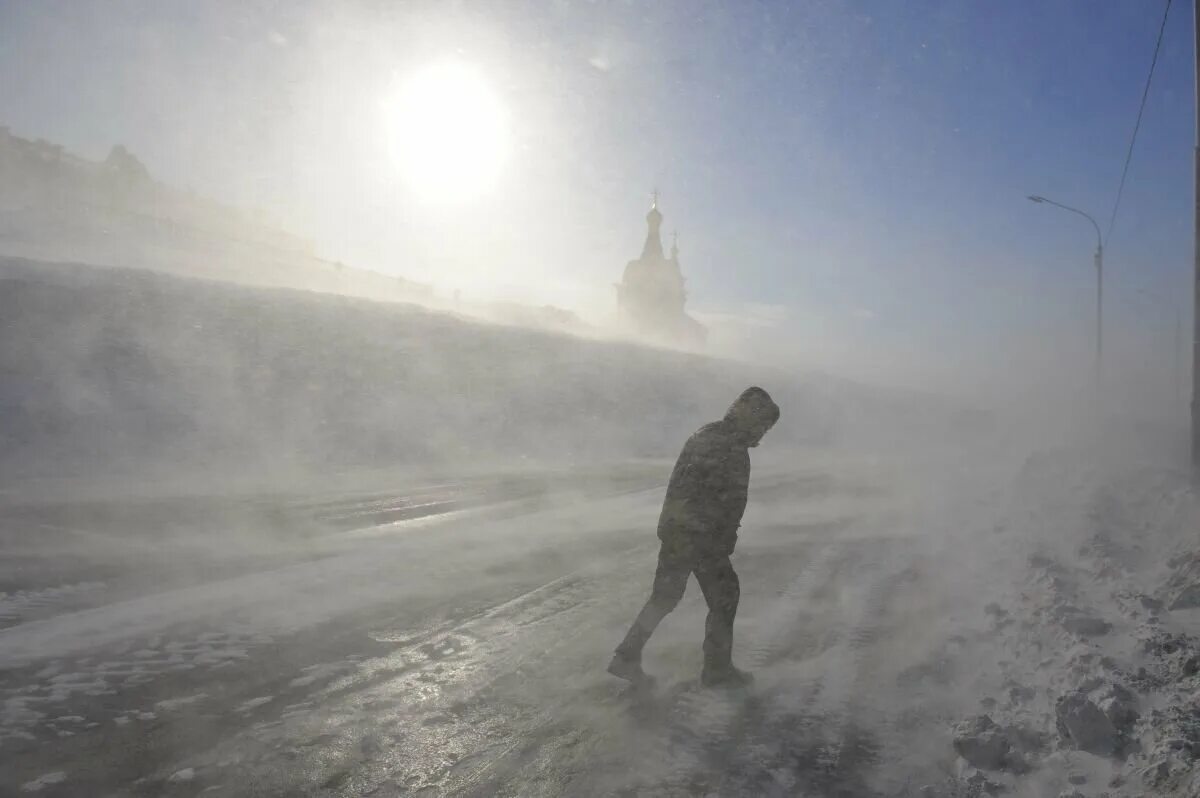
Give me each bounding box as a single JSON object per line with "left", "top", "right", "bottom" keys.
{"left": 0, "top": 256, "right": 984, "bottom": 488}
{"left": 917, "top": 450, "right": 1200, "bottom": 797}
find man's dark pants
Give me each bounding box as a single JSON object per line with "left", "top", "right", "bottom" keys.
{"left": 616, "top": 538, "right": 740, "bottom": 671}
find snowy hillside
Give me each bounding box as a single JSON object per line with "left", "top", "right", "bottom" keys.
{"left": 0, "top": 256, "right": 985, "bottom": 487}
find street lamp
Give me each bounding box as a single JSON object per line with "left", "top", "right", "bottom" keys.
{"left": 1027, "top": 195, "right": 1104, "bottom": 389}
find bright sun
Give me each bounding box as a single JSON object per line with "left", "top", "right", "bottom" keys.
{"left": 384, "top": 61, "right": 509, "bottom": 203}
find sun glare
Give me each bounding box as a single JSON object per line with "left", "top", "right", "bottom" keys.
{"left": 384, "top": 61, "right": 509, "bottom": 203}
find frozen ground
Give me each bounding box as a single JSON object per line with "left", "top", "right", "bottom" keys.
{"left": 0, "top": 448, "right": 1008, "bottom": 797}
{"left": 2, "top": 440, "right": 1198, "bottom": 797}
{"left": 0, "top": 254, "right": 1009, "bottom": 797}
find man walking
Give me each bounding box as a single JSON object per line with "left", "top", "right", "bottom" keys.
{"left": 609, "top": 386, "right": 779, "bottom": 688}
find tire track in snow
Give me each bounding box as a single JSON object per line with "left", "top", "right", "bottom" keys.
{"left": 786, "top": 542, "right": 917, "bottom": 797}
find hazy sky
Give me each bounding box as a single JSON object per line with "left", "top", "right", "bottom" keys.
{"left": 0, "top": 0, "right": 1193, "bottom": 401}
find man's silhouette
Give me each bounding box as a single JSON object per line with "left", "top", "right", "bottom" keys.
{"left": 609, "top": 386, "right": 779, "bottom": 688}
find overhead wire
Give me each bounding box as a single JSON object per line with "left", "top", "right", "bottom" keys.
{"left": 1105, "top": 0, "right": 1174, "bottom": 246}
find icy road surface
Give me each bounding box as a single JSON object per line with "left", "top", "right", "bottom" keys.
{"left": 0, "top": 455, "right": 1009, "bottom": 796}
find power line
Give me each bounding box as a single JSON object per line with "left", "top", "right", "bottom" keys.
{"left": 1105, "top": 0, "right": 1173, "bottom": 246}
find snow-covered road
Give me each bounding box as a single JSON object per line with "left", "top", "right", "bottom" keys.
{"left": 0, "top": 457, "right": 1011, "bottom": 796}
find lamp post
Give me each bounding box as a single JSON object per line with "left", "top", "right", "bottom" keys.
{"left": 1027, "top": 195, "right": 1104, "bottom": 390}
{"left": 1192, "top": 0, "right": 1200, "bottom": 469}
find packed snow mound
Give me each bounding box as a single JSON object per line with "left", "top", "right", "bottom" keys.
{"left": 0, "top": 257, "right": 986, "bottom": 484}
{"left": 914, "top": 452, "right": 1200, "bottom": 797}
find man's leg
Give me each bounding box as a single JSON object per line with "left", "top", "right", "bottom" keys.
{"left": 612, "top": 545, "right": 690, "bottom": 671}
{"left": 694, "top": 556, "right": 745, "bottom": 684}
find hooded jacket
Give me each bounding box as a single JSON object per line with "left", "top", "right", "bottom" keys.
{"left": 657, "top": 387, "right": 780, "bottom": 558}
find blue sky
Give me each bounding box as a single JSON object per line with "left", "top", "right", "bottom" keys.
{"left": 0, "top": 0, "right": 1193, "bottom": 399}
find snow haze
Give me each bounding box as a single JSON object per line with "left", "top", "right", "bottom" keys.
{"left": 1, "top": 2, "right": 1198, "bottom": 797}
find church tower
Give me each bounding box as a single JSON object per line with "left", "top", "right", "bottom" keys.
{"left": 641, "top": 193, "right": 664, "bottom": 260}
{"left": 615, "top": 194, "right": 706, "bottom": 346}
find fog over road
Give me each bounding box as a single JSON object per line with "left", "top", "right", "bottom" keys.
{"left": 0, "top": 452, "right": 1016, "bottom": 797}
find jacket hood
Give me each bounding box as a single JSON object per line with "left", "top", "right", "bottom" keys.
{"left": 724, "top": 386, "right": 780, "bottom": 445}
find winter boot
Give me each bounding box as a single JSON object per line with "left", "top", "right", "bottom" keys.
{"left": 607, "top": 651, "right": 654, "bottom": 686}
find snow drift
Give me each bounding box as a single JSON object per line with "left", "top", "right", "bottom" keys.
{"left": 0, "top": 256, "right": 986, "bottom": 487}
